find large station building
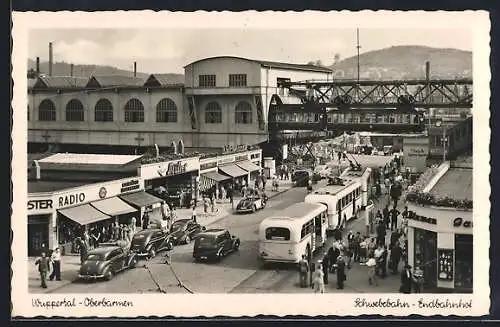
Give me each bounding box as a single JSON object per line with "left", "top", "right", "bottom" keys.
{"left": 28, "top": 56, "right": 333, "bottom": 154}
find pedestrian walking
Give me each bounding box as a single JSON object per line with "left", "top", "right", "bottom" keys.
{"left": 203, "top": 197, "right": 209, "bottom": 214}
{"left": 76, "top": 237, "right": 88, "bottom": 264}
{"left": 381, "top": 244, "right": 388, "bottom": 278}
{"left": 399, "top": 264, "right": 413, "bottom": 294}
{"left": 48, "top": 247, "right": 61, "bottom": 281}
{"left": 390, "top": 205, "right": 400, "bottom": 231}
{"left": 382, "top": 205, "right": 390, "bottom": 229}
{"left": 142, "top": 211, "right": 150, "bottom": 230}
{"left": 336, "top": 256, "right": 346, "bottom": 290}
{"left": 322, "top": 252, "right": 330, "bottom": 285}
{"left": 374, "top": 244, "right": 384, "bottom": 277}
{"left": 34, "top": 252, "right": 51, "bottom": 288}
{"left": 298, "top": 255, "right": 309, "bottom": 288}
{"left": 363, "top": 254, "right": 378, "bottom": 286}
{"left": 389, "top": 241, "right": 402, "bottom": 274}
{"left": 191, "top": 204, "right": 197, "bottom": 223}
{"left": 312, "top": 261, "right": 325, "bottom": 293}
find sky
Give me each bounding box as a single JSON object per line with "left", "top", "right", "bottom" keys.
{"left": 28, "top": 28, "right": 472, "bottom": 74}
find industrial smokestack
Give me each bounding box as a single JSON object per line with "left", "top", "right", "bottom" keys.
{"left": 133, "top": 61, "right": 137, "bottom": 77}
{"left": 49, "top": 42, "right": 53, "bottom": 76}
{"left": 70, "top": 63, "right": 74, "bottom": 77}
{"left": 425, "top": 61, "right": 430, "bottom": 81}
{"left": 36, "top": 57, "right": 40, "bottom": 76}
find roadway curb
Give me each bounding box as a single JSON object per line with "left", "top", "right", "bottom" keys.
{"left": 206, "top": 186, "right": 294, "bottom": 227}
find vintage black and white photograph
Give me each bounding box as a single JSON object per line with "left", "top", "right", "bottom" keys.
{"left": 12, "top": 11, "right": 490, "bottom": 317}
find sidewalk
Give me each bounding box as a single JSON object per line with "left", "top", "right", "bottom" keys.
{"left": 28, "top": 255, "right": 81, "bottom": 293}
{"left": 176, "top": 179, "right": 294, "bottom": 227}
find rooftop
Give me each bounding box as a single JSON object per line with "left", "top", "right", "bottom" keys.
{"left": 28, "top": 180, "right": 96, "bottom": 193}
{"left": 185, "top": 56, "right": 333, "bottom": 73}
{"left": 86, "top": 75, "right": 146, "bottom": 88}
{"left": 431, "top": 167, "right": 472, "bottom": 200}
{"left": 33, "top": 76, "right": 88, "bottom": 89}
{"left": 38, "top": 153, "right": 143, "bottom": 166}
{"left": 144, "top": 74, "right": 185, "bottom": 87}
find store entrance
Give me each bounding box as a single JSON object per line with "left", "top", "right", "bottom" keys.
{"left": 454, "top": 234, "right": 473, "bottom": 292}
{"left": 146, "top": 173, "right": 195, "bottom": 209}
{"left": 414, "top": 228, "right": 437, "bottom": 289}
{"left": 28, "top": 218, "right": 49, "bottom": 256}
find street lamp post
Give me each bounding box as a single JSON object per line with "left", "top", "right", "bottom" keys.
{"left": 435, "top": 120, "right": 447, "bottom": 163}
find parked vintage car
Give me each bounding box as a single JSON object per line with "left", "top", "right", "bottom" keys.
{"left": 130, "top": 228, "right": 174, "bottom": 259}
{"left": 169, "top": 219, "right": 206, "bottom": 245}
{"left": 236, "top": 193, "right": 266, "bottom": 213}
{"left": 78, "top": 243, "right": 137, "bottom": 281}
{"left": 193, "top": 228, "right": 240, "bottom": 262}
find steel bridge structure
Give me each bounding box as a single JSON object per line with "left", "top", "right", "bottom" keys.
{"left": 263, "top": 78, "right": 473, "bottom": 162}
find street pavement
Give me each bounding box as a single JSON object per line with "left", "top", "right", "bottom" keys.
{"left": 33, "top": 154, "right": 404, "bottom": 295}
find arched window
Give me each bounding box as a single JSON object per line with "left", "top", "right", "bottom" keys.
{"left": 94, "top": 98, "right": 114, "bottom": 122}
{"left": 235, "top": 101, "right": 253, "bottom": 124}
{"left": 124, "top": 98, "right": 144, "bottom": 122}
{"left": 65, "top": 99, "right": 84, "bottom": 122}
{"left": 38, "top": 99, "right": 56, "bottom": 121}
{"left": 205, "top": 101, "right": 222, "bottom": 124}
{"left": 156, "top": 98, "right": 178, "bottom": 123}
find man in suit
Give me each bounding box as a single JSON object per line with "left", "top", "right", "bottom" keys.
{"left": 336, "top": 255, "right": 346, "bottom": 290}
{"left": 35, "top": 252, "right": 51, "bottom": 288}
{"left": 400, "top": 264, "right": 413, "bottom": 294}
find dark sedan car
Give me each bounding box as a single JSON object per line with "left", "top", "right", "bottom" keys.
{"left": 193, "top": 228, "right": 240, "bottom": 262}
{"left": 292, "top": 170, "right": 310, "bottom": 187}
{"left": 130, "top": 228, "right": 174, "bottom": 259}
{"left": 78, "top": 243, "right": 137, "bottom": 281}
{"left": 169, "top": 219, "right": 206, "bottom": 245}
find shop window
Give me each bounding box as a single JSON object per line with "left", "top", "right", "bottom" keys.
{"left": 205, "top": 101, "right": 222, "bottom": 124}
{"left": 454, "top": 234, "right": 473, "bottom": 291}
{"left": 38, "top": 99, "right": 56, "bottom": 121}
{"left": 199, "top": 74, "right": 216, "bottom": 87}
{"left": 65, "top": 99, "right": 85, "bottom": 122}
{"left": 413, "top": 228, "right": 437, "bottom": 287}
{"left": 235, "top": 101, "right": 252, "bottom": 124}
{"left": 229, "top": 74, "right": 247, "bottom": 87}
{"left": 124, "top": 98, "right": 144, "bottom": 122}
{"left": 156, "top": 98, "right": 178, "bottom": 123}
{"left": 94, "top": 98, "right": 114, "bottom": 122}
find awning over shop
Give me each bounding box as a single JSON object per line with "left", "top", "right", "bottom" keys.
{"left": 58, "top": 204, "right": 111, "bottom": 226}
{"left": 119, "top": 191, "right": 163, "bottom": 208}
{"left": 199, "top": 171, "right": 232, "bottom": 191}
{"left": 202, "top": 171, "right": 232, "bottom": 182}
{"left": 218, "top": 164, "right": 248, "bottom": 178}
{"left": 236, "top": 160, "right": 261, "bottom": 172}
{"left": 91, "top": 197, "right": 137, "bottom": 216}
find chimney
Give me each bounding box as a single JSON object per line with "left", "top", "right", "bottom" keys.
{"left": 425, "top": 61, "right": 430, "bottom": 81}
{"left": 49, "top": 42, "right": 53, "bottom": 76}
{"left": 70, "top": 63, "right": 74, "bottom": 77}
{"left": 36, "top": 57, "right": 40, "bottom": 76}
{"left": 133, "top": 61, "right": 137, "bottom": 77}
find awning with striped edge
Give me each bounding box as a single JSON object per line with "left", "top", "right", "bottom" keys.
{"left": 199, "top": 171, "right": 231, "bottom": 191}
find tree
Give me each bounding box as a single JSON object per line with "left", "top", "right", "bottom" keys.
{"left": 315, "top": 60, "right": 323, "bottom": 67}
{"left": 333, "top": 53, "right": 341, "bottom": 65}
{"left": 27, "top": 68, "right": 37, "bottom": 79}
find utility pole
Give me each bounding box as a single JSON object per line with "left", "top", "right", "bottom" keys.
{"left": 356, "top": 28, "right": 361, "bottom": 83}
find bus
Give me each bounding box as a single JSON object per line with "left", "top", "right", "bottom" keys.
{"left": 258, "top": 202, "right": 328, "bottom": 264}
{"left": 341, "top": 167, "right": 372, "bottom": 209}
{"left": 304, "top": 178, "right": 362, "bottom": 234}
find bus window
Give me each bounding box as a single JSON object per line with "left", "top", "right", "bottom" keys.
{"left": 266, "top": 227, "right": 291, "bottom": 241}
{"left": 300, "top": 220, "right": 314, "bottom": 239}
{"left": 336, "top": 201, "right": 340, "bottom": 211}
